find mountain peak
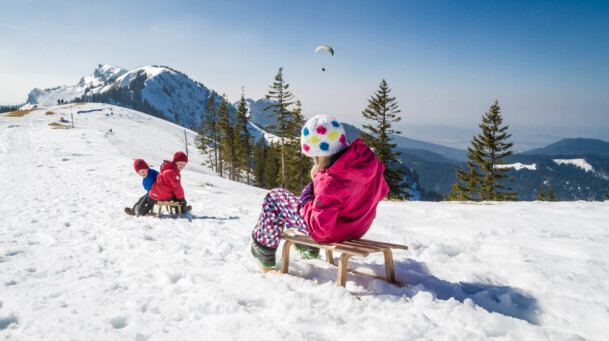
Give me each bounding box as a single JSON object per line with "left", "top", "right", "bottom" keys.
{"left": 94, "top": 64, "right": 128, "bottom": 81}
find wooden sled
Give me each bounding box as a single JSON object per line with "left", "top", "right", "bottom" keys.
{"left": 280, "top": 229, "right": 408, "bottom": 287}
{"left": 151, "top": 201, "right": 182, "bottom": 218}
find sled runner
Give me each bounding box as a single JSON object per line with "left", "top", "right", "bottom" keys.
{"left": 280, "top": 229, "right": 408, "bottom": 287}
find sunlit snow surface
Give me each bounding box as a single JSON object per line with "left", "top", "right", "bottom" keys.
{"left": 1, "top": 104, "right": 609, "bottom": 340}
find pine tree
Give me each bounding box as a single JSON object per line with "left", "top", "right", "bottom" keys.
{"left": 234, "top": 88, "right": 253, "bottom": 185}
{"left": 264, "top": 143, "right": 280, "bottom": 189}
{"left": 446, "top": 159, "right": 482, "bottom": 201}
{"left": 476, "top": 100, "right": 518, "bottom": 201}
{"left": 535, "top": 183, "right": 558, "bottom": 201}
{"left": 217, "top": 94, "right": 236, "bottom": 180}
{"left": 360, "top": 79, "right": 410, "bottom": 200}
{"left": 604, "top": 186, "right": 609, "bottom": 200}
{"left": 536, "top": 184, "right": 547, "bottom": 201}
{"left": 264, "top": 67, "right": 297, "bottom": 188}
{"left": 198, "top": 93, "right": 219, "bottom": 172}
{"left": 548, "top": 185, "right": 558, "bottom": 201}
{"left": 252, "top": 141, "right": 268, "bottom": 188}
{"left": 195, "top": 118, "right": 208, "bottom": 164}
{"left": 448, "top": 100, "right": 518, "bottom": 201}
{"left": 283, "top": 100, "right": 312, "bottom": 193}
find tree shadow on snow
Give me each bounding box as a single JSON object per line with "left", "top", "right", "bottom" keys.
{"left": 379, "top": 259, "right": 540, "bottom": 325}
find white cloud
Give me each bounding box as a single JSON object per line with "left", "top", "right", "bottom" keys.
{"left": 0, "top": 23, "right": 31, "bottom": 31}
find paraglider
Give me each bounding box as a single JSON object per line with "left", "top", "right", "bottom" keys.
{"left": 315, "top": 45, "right": 334, "bottom": 56}
{"left": 315, "top": 45, "right": 334, "bottom": 71}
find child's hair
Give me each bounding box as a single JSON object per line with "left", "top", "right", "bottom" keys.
{"left": 310, "top": 156, "right": 332, "bottom": 181}
{"left": 310, "top": 149, "right": 347, "bottom": 181}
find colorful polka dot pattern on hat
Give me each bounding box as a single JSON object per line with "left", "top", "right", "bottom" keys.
{"left": 301, "top": 115, "right": 348, "bottom": 157}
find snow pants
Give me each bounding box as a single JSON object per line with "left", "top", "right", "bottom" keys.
{"left": 252, "top": 188, "right": 310, "bottom": 248}
{"left": 136, "top": 195, "right": 156, "bottom": 216}
{"left": 131, "top": 195, "right": 147, "bottom": 211}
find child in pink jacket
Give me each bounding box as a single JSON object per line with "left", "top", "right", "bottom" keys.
{"left": 251, "top": 115, "right": 389, "bottom": 270}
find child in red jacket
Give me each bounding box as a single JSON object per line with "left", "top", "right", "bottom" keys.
{"left": 135, "top": 151, "right": 191, "bottom": 216}
{"left": 250, "top": 115, "right": 389, "bottom": 271}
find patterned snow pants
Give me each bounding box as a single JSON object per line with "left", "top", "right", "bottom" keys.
{"left": 252, "top": 188, "right": 310, "bottom": 248}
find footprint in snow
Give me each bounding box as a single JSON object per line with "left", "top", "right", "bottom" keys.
{"left": 0, "top": 314, "right": 18, "bottom": 330}
{"left": 110, "top": 315, "right": 128, "bottom": 329}
{"left": 168, "top": 273, "right": 183, "bottom": 284}
{"left": 135, "top": 333, "right": 149, "bottom": 341}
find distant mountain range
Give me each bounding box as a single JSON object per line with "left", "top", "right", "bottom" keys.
{"left": 17, "top": 64, "right": 609, "bottom": 201}
{"left": 402, "top": 137, "right": 609, "bottom": 201}
{"left": 523, "top": 138, "right": 609, "bottom": 157}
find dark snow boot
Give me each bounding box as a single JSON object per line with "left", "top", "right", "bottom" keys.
{"left": 294, "top": 243, "right": 320, "bottom": 259}
{"left": 251, "top": 235, "right": 277, "bottom": 271}
{"left": 182, "top": 205, "right": 192, "bottom": 213}
{"left": 124, "top": 207, "right": 136, "bottom": 216}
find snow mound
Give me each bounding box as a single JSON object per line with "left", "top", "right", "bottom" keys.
{"left": 1, "top": 104, "right": 609, "bottom": 340}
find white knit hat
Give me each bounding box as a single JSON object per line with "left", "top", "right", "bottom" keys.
{"left": 301, "top": 115, "right": 348, "bottom": 157}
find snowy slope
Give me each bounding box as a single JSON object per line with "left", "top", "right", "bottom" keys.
{"left": 1, "top": 104, "right": 609, "bottom": 340}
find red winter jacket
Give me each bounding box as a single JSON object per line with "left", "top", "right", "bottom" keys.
{"left": 148, "top": 161, "right": 184, "bottom": 201}
{"left": 301, "top": 138, "right": 389, "bottom": 243}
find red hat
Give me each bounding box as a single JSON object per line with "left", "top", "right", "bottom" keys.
{"left": 173, "top": 151, "right": 188, "bottom": 163}
{"left": 134, "top": 159, "right": 149, "bottom": 172}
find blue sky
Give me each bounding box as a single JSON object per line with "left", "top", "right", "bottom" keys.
{"left": 1, "top": 0, "right": 608, "bottom": 132}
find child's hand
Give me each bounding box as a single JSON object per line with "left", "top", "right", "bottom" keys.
{"left": 298, "top": 182, "right": 314, "bottom": 210}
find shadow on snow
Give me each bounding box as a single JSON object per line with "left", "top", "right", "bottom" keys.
{"left": 157, "top": 213, "right": 241, "bottom": 221}
{"left": 394, "top": 259, "right": 540, "bottom": 325}
{"left": 288, "top": 256, "right": 540, "bottom": 325}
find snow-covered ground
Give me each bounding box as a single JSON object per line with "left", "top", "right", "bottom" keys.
{"left": 1, "top": 104, "right": 609, "bottom": 340}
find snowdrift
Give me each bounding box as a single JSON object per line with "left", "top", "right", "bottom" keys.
{"left": 1, "top": 103, "right": 608, "bottom": 340}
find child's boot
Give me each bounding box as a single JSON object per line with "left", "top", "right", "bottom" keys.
{"left": 251, "top": 235, "right": 277, "bottom": 272}
{"left": 294, "top": 243, "right": 320, "bottom": 259}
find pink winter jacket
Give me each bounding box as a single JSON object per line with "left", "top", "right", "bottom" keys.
{"left": 301, "top": 138, "right": 389, "bottom": 243}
